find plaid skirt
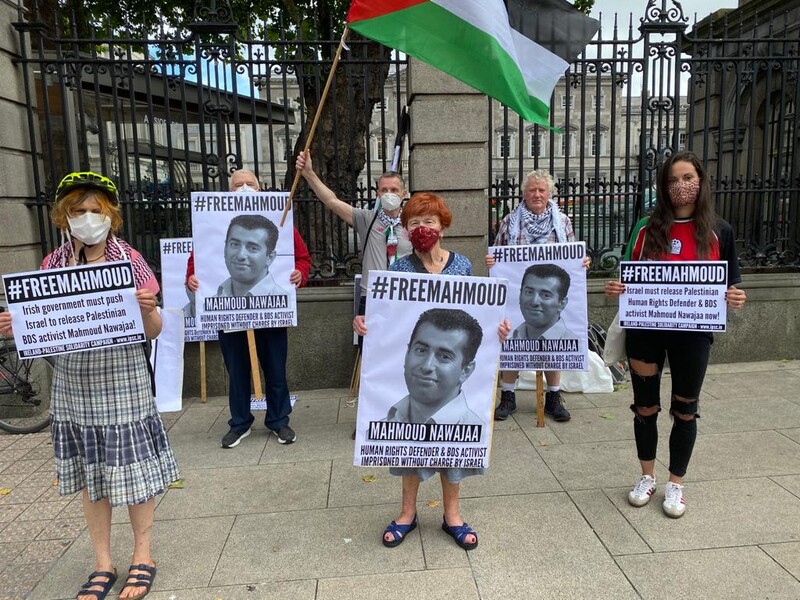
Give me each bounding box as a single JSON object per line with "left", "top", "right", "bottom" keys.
{"left": 51, "top": 344, "right": 180, "bottom": 507}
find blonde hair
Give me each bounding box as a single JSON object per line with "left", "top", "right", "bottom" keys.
{"left": 51, "top": 188, "right": 122, "bottom": 233}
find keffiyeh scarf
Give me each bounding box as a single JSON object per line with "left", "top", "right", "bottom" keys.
{"left": 507, "top": 200, "right": 567, "bottom": 244}
{"left": 377, "top": 209, "right": 402, "bottom": 265}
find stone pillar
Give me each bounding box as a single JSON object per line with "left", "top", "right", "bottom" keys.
{"left": 407, "top": 58, "right": 489, "bottom": 271}
{"left": 0, "top": 0, "right": 41, "bottom": 288}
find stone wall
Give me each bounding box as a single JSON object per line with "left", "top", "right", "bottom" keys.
{"left": 0, "top": 0, "right": 42, "bottom": 283}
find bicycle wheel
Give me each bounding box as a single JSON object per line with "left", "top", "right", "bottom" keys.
{"left": 0, "top": 346, "right": 54, "bottom": 434}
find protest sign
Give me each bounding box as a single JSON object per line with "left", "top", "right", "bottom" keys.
{"left": 190, "top": 191, "right": 297, "bottom": 331}
{"left": 619, "top": 260, "right": 728, "bottom": 331}
{"left": 489, "top": 242, "right": 588, "bottom": 371}
{"left": 150, "top": 308, "right": 184, "bottom": 412}
{"left": 354, "top": 270, "right": 507, "bottom": 470}
{"left": 3, "top": 262, "right": 145, "bottom": 358}
{"left": 159, "top": 237, "right": 218, "bottom": 342}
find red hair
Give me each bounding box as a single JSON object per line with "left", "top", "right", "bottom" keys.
{"left": 400, "top": 192, "right": 452, "bottom": 229}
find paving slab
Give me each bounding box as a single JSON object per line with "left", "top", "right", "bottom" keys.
{"left": 259, "top": 423, "right": 358, "bottom": 465}
{"left": 780, "top": 428, "right": 800, "bottom": 444}
{"left": 166, "top": 404, "right": 226, "bottom": 435}
{"left": 286, "top": 396, "right": 341, "bottom": 427}
{"left": 539, "top": 404, "right": 634, "bottom": 444}
{"left": 327, "top": 460, "right": 398, "bottom": 508}
{"left": 698, "top": 396, "right": 800, "bottom": 434}
{"left": 578, "top": 386, "right": 634, "bottom": 408}
{"left": 28, "top": 515, "right": 235, "bottom": 599}
{"left": 155, "top": 462, "right": 331, "bottom": 520}
{"left": 212, "top": 507, "right": 425, "bottom": 585}
{"left": 466, "top": 494, "right": 639, "bottom": 600}
{"left": 771, "top": 474, "right": 800, "bottom": 498}
{"left": 705, "top": 360, "right": 800, "bottom": 374}
{"left": 167, "top": 430, "right": 267, "bottom": 470}
{"left": 608, "top": 478, "right": 800, "bottom": 552}
{"left": 673, "top": 431, "right": 800, "bottom": 481}
{"left": 761, "top": 541, "right": 800, "bottom": 581}
{"left": 337, "top": 397, "right": 359, "bottom": 424}
{"left": 569, "top": 489, "right": 651, "bottom": 555}
{"left": 700, "top": 372, "right": 764, "bottom": 400}
{"left": 143, "top": 580, "right": 318, "bottom": 599}
{"left": 536, "top": 439, "right": 670, "bottom": 490}
{"left": 462, "top": 429, "right": 563, "bottom": 497}
{"left": 616, "top": 546, "right": 800, "bottom": 599}
{"left": 317, "top": 567, "right": 479, "bottom": 600}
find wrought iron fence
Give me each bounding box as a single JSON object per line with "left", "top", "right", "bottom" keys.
{"left": 13, "top": 0, "right": 407, "bottom": 283}
{"left": 489, "top": 0, "right": 799, "bottom": 272}
{"left": 14, "top": 0, "right": 799, "bottom": 283}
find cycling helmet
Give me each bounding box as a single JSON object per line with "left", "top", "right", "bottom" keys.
{"left": 55, "top": 171, "right": 119, "bottom": 205}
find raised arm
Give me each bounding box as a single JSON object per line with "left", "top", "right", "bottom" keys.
{"left": 296, "top": 150, "right": 355, "bottom": 226}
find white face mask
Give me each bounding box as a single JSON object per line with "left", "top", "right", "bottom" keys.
{"left": 236, "top": 184, "right": 259, "bottom": 193}
{"left": 67, "top": 212, "right": 111, "bottom": 245}
{"left": 379, "top": 193, "right": 403, "bottom": 212}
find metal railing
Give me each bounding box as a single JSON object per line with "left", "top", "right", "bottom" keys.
{"left": 489, "top": 0, "right": 800, "bottom": 272}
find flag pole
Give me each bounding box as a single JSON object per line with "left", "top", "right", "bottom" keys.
{"left": 280, "top": 25, "right": 350, "bottom": 227}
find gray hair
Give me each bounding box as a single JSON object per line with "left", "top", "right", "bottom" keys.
{"left": 524, "top": 170, "right": 556, "bottom": 196}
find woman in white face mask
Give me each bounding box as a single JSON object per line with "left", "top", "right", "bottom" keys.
{"left": 44, "top": 172, "right": 179, "bottom": 600}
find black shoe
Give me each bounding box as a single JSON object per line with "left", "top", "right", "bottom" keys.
{"left": 494, "top": 390, "right": 517, "bottom": 421}
{"left": 221, "top": 428, "right": 251, "bottom": 448}
{"left": 274, "top": 425, "right": 297, "bottom": 444}
{"left": 545, "top": 391, "right": 571, "bottom": 422}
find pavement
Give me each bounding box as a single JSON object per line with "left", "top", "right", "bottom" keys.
{"left": 1, "top": 359, "right": 800, "bottom": 600}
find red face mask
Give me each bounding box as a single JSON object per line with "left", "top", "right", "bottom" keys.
{"left": 409, "top": 225, "right": 440, "bottom": 253}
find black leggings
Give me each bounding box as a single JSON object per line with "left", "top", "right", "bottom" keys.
{"left": 626, "top": 328, "right": 712, "bottom": 477}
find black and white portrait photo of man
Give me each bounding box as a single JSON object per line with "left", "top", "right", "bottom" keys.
{"left": 512, "top": 263, "right": 578, "bottom": 340}
{"left": 216, "top": 214, "right": 290, "bottom": 297}
{"left": 384, "top": 308, "right": 487, "bottom": 426}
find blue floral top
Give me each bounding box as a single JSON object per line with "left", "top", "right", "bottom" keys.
{"left": 389, "top": 251, "right": 472, "bottom": 276}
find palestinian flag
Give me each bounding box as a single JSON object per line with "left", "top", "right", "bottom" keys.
{"left": 347, "top": 0, "right": 600, "bottom": 127}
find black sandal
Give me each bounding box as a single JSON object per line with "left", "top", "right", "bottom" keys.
{"left": 76, "top": 569, "right": 117, "bottom": 599}
{"left": 119, "top": 563, "right": 157, "bottom": 600}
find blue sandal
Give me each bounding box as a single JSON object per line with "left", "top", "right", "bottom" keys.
{"left": 382, "top": 514, "right": 418, "bottom": 547}
{"left": 442, "top": 517, "right": 478, "bottom": 550}
{"left": 119, "top": 563, "right": 156, "bottom": 600}
{"left": 76, "top": 569, "right": 117, "bottom": 599}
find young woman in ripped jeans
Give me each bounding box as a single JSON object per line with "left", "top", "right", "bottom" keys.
{"left": 604, "top": 152, "right": 747, "bottom": 518}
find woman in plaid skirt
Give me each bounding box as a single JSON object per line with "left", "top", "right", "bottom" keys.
{"left": 1, "top": 171, "right": 179, "bottom": 600}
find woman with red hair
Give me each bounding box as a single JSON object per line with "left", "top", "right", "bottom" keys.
{"left": 355, "top": 192, "right": 510, "bottom": 551}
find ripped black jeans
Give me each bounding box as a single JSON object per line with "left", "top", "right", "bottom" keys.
{"left": 626, "top": 328, "right": 712, "bottom": 477}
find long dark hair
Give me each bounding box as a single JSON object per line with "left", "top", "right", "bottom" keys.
{"left": 643, "top": 151, "right": 716, "bottom": 259}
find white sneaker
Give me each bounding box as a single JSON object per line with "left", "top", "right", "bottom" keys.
{"left": 662, "top": 482, "right": 686, "bottom": 518}
{"left": 628, "top": 474, "right": 657, "bottom": 507}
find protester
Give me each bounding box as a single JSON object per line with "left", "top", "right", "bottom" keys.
{"left": 604, "top": 151, "right": 746, "bottom": 518}
{"left": 295, "top": 150, "right": 412, "bottom": 321}
{"left": 486, "top": 170, "right": 589, "bottom": 422}
{"left": 185, "top": 169, "right": 311, "bottom": 448}
{"left": 0, "top": 171, "right": 179, "bottom": 600}
{"left": 296, "top": 150, "right": 413, "bottom": 439}
{"left": 354, "top": 192, "right": 510, "bottom": 550}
